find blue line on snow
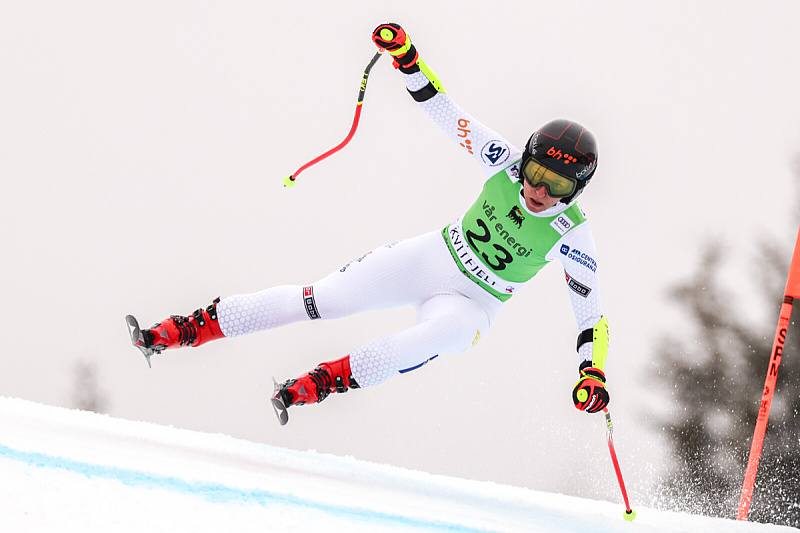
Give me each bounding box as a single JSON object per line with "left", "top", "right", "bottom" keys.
{"left": 0, "top": 443, "right": 494, "bottom": 533}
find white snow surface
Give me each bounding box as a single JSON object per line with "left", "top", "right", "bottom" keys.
{"left": 0, "top": 396, "right": 792, "bottom": 533}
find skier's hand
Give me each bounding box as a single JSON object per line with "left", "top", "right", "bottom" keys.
{"left": 572, "top": 363, "right": 609, "bottom": 413}
{"left": 372, "top": 23, "right": 407, "bottom": 52}
{"left": 372, "top": 23, "right": 419, "bottom": 72}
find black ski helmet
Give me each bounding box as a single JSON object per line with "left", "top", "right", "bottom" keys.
{"left": 523, "top": 119, "right": 598, "bottom": 204}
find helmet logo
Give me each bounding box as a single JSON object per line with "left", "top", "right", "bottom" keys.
{"left": 546, "top": 146, "right": 577, "bottom": 164}
{"left": 530, "top": 132, "right": 539, "bottom": 154}
{"left": 576, "top": 160, "right": 597, "bottom": 179}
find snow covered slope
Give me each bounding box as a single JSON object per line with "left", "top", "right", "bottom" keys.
{"left": 0, "top": 397, "right": 791, "bottom": 532}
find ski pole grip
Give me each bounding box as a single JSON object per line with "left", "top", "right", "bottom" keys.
{"left": 372, "top": 23, "right": 407, "bottom": 53}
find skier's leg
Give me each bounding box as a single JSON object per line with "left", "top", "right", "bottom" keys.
{"left": 310, "top": 233, "right": 450, "bottom": 319}
{"left": 137, "top": 232, "right": 443, "bottom": 355}
{"left": 275, "top": 293, "right": 495, "bottom": 409}
{"left": 217, "top": 232, "right": 446, "bottom": 336}
{"left": 350, "top": 293, "right": 492, "bottom": 387}
{"left": 215, "top": 285, "right": 316, "bottom": 336}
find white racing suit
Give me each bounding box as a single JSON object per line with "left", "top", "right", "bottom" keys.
{"left": 216, "top": 67, "right": 606, "bottom": 387}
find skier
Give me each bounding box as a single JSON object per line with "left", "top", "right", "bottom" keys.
{"left": 127, "top": 23, "right": 611, "bottom": 425}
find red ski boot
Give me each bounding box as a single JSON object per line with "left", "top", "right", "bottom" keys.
{"left": 126, "top": 298, "right": 225, "bottom": 367}
{"left": 271, "top": 355, "right": 359, "bottom": 425}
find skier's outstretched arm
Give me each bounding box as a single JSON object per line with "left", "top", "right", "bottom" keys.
{"left": 547, "top": 223, "right": 611, "bottom": 414}
{"left": 372, "top": 23, "right": 521, "bottom": 179}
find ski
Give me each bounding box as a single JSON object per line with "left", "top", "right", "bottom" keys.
{"left": 270, "top": 378, "right": 290, "bottom": 426}
{"left": 125, "top": 315, "right": 156, "bottom": 368}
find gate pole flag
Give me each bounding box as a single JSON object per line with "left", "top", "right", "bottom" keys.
{"left": 737, "top": 221, "right": 800, "bottom": 521}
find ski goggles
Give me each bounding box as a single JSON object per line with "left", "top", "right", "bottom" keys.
{"left": 520, "top": 156, "right": 577, "bottom": 198}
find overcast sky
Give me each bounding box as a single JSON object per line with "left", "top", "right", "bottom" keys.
{"left": 2, "top": 1, "right": 800, "bottom": 503}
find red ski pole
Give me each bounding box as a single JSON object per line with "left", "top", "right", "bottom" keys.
{"left": 283, "top": 50, "right": 383, "bottom": 188}
{"left": 603, "top": 408, "right": 636, "bottom": 521}
{"left": 737, "top": 221, "right": 800, "bottom": 521}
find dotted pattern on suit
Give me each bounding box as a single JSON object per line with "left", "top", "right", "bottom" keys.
{"left": 217, "top": 286, "right": 306, "bottom": 337}
{"left": 350, "top": 338, "right": 397, "bottom": 388}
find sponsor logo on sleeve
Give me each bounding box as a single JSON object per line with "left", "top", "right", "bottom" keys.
{"left": 560, "top": 245, "right": 597, "bottom": 272}
{"left": 565, "top": 273, "right": 592, "bottom": 298}
{"left": 303, "top": 286, "right": 321, "bottom": 320}
{"left": 480, "top": 140, "right": 510, "bottom": 167}
{"left": 457, "top": 118, "right": 473, "bottom": 154}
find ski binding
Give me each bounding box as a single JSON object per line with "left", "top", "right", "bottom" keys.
{"left": 125, "top": 314, "right": 157, "bottom": 368}
{"left": 270, "top": 378, "right": 290, "bottom": 426}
